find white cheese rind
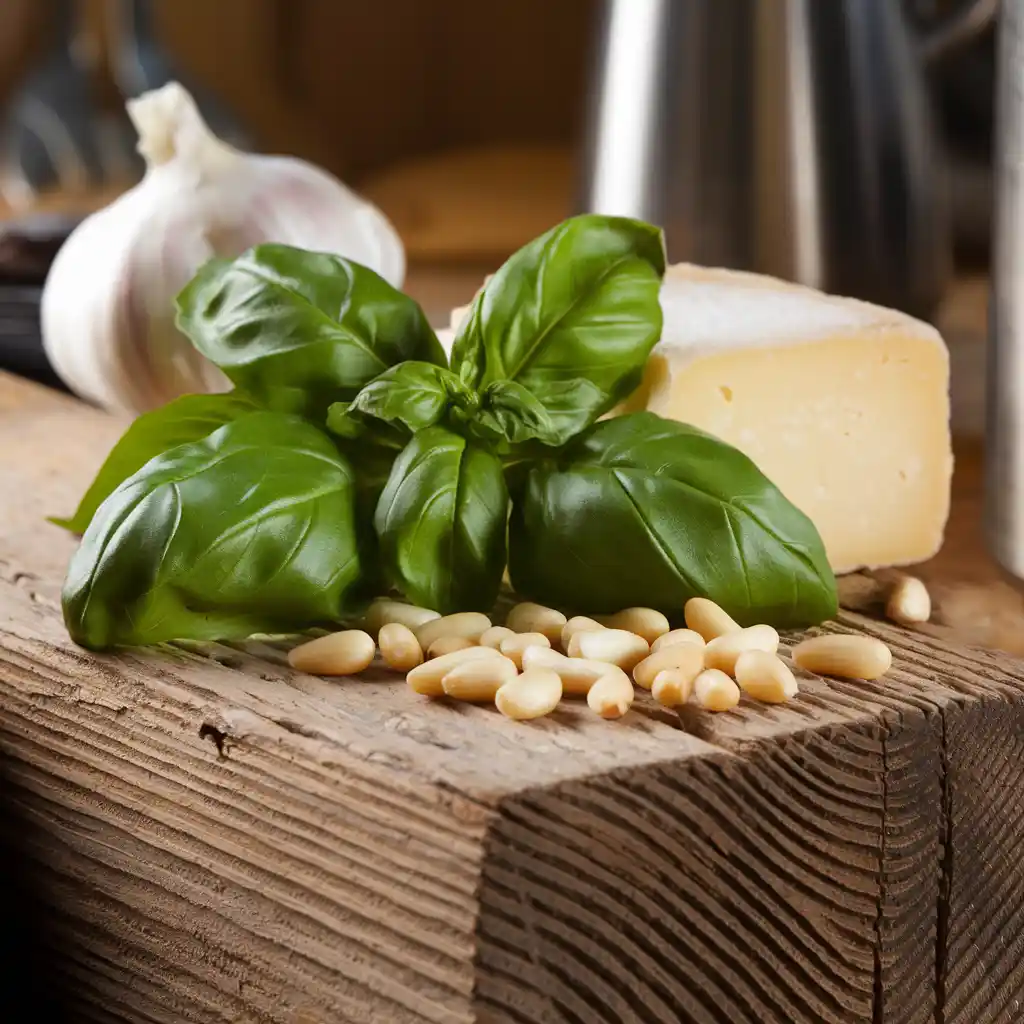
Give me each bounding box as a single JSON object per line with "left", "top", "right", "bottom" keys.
{"left": 438, "top": 264, "right": 953, "bottom": 574}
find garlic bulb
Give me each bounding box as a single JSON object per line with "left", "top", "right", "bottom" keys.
{"left": 42, "top": 82, "right": 405, "bottom": 414}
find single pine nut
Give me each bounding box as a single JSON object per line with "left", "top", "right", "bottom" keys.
{"left": 480, "top": 625, "right": 516, "bottom": 649}
{"left": 693, "top": 668, "right": 741, "bottom": 711}
{"left": 499, "top": 631, "right": 552, "bottom": 669}
{"left": 407, "top": 646, "right": 504, "bottom": 696}
{"left": 651, "top": 628, "right": 707, "bottom": 653}
{"left": 560, "top": 615, "right": 605, "bottom": 651}
{"left": 633, "top": 642, "right": 705, "bottom": 690}
{"left": 416, "top": 612, "right": 492, "bottom": 650}
{"left": 568, "top": 628, "right": 650, "bottom": 670}
{"left": 506, "top": 602, "right": 567, "bottom": 643}
{"left": 684, "top": 597, "right": 740, "bottom": 641}
{"left": 651, "top": 669, "right": 694, "bottom": 707}
{"left": 792, "top": 634, "right": 892, "bottom": 680}
{"left": 704, "top": 624, "right": 780, "bottom": 675}
{"left": 442, "top": 655, "right": 519, "bottom": 701}
{"left": 596, "top": 607, "right": 670, "bottom": 644}
{"left": 428, "top": 635, "right": 477, "bottom": 658}
{"left": 734, "top": 650, "right": 798, "bottom": 703}
{"left": 288, "top": 629, "right": 376, "bottom": 676}
{"left": 520, "top": 646, "right": 629, "bottom": 695}
{"left": 378, "top": 622, "right": 423, "bottom": 672}
{"left": 587, "top": 673, "right": 635, "bottom": 719}
{"left": 886, "top": 575, "right": 931, "bottom": 626}
{"left": 364, "top": 599, "right": 440, "bottom": 635}
{"left": 495, "top": 669, "right": 563, "bottom": 720}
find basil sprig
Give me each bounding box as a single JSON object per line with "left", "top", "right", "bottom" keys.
{"left": 56, "top": 214, "right": 837, "bottom": 648}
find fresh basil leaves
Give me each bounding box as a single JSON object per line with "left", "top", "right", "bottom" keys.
{"left": 374, "top": 427, "right": 508, "bottom": 613}
{"left": 508, "top": 413, "right": 838, "bottom": 627}
{"left": 176, "top": 244, "right": 446, "bottom": 421}
{"left": 63, "top": 413, "right": 364, "bottom": 650}
{"left": 448, "top": 215, "right": 666, "bottom": 441}
{"left": 330, "top": 361, "right": 470, "bottom": 437}
{"left": 58, "top": 216, "right": 838, "bottom": 651}
{"left": 51, "top": 391, "right": 257, "bottom": 534}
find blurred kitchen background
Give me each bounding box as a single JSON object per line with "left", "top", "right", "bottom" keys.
{"left": 0, "top": 0, "right": 1000, "bottom": 435}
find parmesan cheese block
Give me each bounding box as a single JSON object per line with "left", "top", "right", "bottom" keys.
{"left": 438, "top": 264, "right": 953, "bottom": 574}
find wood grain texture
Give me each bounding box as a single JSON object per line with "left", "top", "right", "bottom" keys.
{"left": 1, "top": 371, "right": 1024, "bottom": 1023}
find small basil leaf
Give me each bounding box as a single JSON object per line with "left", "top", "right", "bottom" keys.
{"left": 508, "top": 412, "right": 837, "bottom": 628}
{"left": 324, "top": 401, "right": 366, "bottom": 440}
{"left": 176, "top": 244, "right": 446, "bottom": 421}
{"left": 50, "top": 391, "right": 257, "bottom": 534}
{"left": 347, "top": 361, "right": 469, "bottom": 434}
{"left": 449, "top": 214, "right": 666, "bottom": 435}
{"left": 62, "top": 412, "right": 364, "bottom": 650}
{"left": 374, "top": 426, "right": 508, "bottom": 613}
{"left": 466, "top": 380, "right": 563, "bottom": 449}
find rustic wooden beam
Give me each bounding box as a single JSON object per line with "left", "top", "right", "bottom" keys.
{"left": 1, "top": 372, "right": 1022, "bottom": 1023}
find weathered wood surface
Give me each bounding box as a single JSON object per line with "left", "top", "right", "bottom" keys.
{"left": 2, "top": 372, "right": 1024, "bottom": 1023}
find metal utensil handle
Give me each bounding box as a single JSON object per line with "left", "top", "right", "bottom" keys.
{"left": 920, "top": 0, "right": 999, "bottom": 62}
{"left": 986, "top": 0, "right": 1024, "bottom": 579}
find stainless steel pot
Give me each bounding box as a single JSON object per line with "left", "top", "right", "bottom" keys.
{"left": 578, "top": 0, "right": 996, "bottom": 318}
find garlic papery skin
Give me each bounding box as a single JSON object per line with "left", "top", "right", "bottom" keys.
{"left": 42, "top": 82, "right": 406, "bottom": 415}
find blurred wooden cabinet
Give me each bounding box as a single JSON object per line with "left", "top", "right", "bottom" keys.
{"left": 0, "top": 0, "right": 595, "bottom": 182}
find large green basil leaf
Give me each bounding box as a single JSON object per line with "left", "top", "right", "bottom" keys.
{"left": 50, "top": 391, "right": 257, "bottom": 535}
{"left": 175, "top": 244, "right": 445, "bottom": 421}
{"left": 508, "top": 412, "right": 837, "bottom": 627}
{"left": 374, "top": 426, "right": 508, "bottom": 613}
{"left": 449, "top": 214, "right": 666, "bottom": 438}
{"left": 63, "top": 412, "right": 364, "bottom": 650}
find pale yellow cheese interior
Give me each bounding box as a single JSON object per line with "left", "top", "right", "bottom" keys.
{"left": 636, "top": 331, "right": 951, "bottom": 573}
{"left": 442, "top": 262, "right": 953, "bottom": 575}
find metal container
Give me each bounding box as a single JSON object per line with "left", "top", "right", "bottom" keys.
{"left": 987, "top": 0, "right": 1024, "bottom": 581}
{"left": 579, "top": 0, "right": 995, "bottom": 318}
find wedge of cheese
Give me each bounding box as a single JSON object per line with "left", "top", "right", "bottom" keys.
{"left": 439, "top": 264, "right": 952, "bottom": 574}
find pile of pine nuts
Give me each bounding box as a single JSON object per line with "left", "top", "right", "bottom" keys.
{"left": 286, "top": 596, "right": 895, "bottom": 723}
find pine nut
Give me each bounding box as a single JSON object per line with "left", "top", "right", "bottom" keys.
{"left": 416, "top": 612, "right": 492, "bottom": 650}
{"left": 792, "top": 634, "right": 892, "bottom": 680}
{"left": 427, "top": 636, "right": 477, "bottom": 658}
{"left": 587, "top": 673, "right": 635, "bottom": 718}
{"left": 499, "top": 632, "right": 551, "bottom": 669}
{"left": 442, "top": 655, "right": 519, "bottom": 702}
{"left": 886, "top": 575, "right": 931, "bottom": 626}
{"left": 734, "top": 650, "right": 798, "bottom": 703}
{"left": 568, "top": 628, "right": 650, "bottom": 670}
{"left": 651, "top": 628, "right": 706, "bottom": 653}
{"left": 506, "top": 602, "right": 567, "bottom": 643}
{"left": 693, "top": 668, "right": 741, "bottom": 711}
{"left": 684, "top": 597, "right": 740, "bottom": 641}
{"left": 378, "top": 622, "right": 423, "bottom": 672}
{"left": 596, "top": 607, "right": 670, "bottom": 644}
{"left": 288, "top": 629, "right": 376, "bottom": 676}
{"left": 407, "top": 645, "right": 504, "bottom": 696}
{"left": 633, "top": 642, "right": 705, "bottom": 690}
{"left": 495, "top": 669, "right": 563, "bottom": 720}
{"left": 704, "top": 624, "right": 780, "bottom": 675}
{"left": 480, "top": 625, "right": 516, "bottom": 649}
{"left": 560, "top": 615, "right": 605, "bottom": 651}
{"left": 364, "top": 599, "right": 440, "bottom": 635}
{"left": 521, "top": 646, "right": 629, "bottom": 695}
{"left": 651, "top": 669, "right": 694, "bottom": 707}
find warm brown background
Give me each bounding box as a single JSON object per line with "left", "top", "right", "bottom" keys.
{"left": 0, "top": 0, "right": 595, "bottom": 181}
{"left": 0, "top": 0, "right": 600, "bottom": 261}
